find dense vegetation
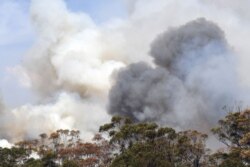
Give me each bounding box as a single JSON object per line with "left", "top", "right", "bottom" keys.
{"left": 0, "top": 109, "right": 249, "bottom": 167}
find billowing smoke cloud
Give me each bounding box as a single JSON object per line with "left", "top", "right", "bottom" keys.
{"left": 0, "top": 93, "right": 109, "bottom": 142}
{"left": 0, "top": 0, "right": 118, "bottom": 142}
{"left": 108, "top": 18, "right": 245, "bottom": 131}
{"left": 23, "top": 0, "right": 125, "bottom": 97}
{"left": 1, "top": 0, "right": 250, "bottom": 142}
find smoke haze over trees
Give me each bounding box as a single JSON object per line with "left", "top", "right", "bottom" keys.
{"left": 0, "top": 110, "right": 249, "bottom": 166}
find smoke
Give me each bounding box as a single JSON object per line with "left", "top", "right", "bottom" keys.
{"left": 0, "top": 97, "right": 4, "bottom": 112}
{"left": 0, "top": 139, "right": 12, "bottom": 148}
{"left": 0, "top": 93, "right": 109, "bottom": 142}
{"left": 0, "top": 0, "right": 120, "bottom": 142}
{"left": 0, "top": 98, "right": 12, "bottom": 145}
{"left": 1, "top": 0, "right": 250, "bottom": 141}
{"left": 108, "top": 18, "right": 246, "bottom": 131}
{"left": 23, "top": 0, "right": 125, "bottom": 97}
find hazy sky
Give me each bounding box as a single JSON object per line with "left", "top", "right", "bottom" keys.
{"left": 0, "top": 0, "right": 127, "bottom": 107}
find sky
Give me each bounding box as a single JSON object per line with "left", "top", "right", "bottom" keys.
{"left": 0, "top": 0, "right": 127, "bottom": 107}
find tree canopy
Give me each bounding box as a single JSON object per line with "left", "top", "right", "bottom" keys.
{"left": 0, "top": 109, "right": 249, "bottom": 167}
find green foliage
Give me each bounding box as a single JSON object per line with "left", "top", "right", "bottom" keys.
{"left": 111, "top": 142, "right": 172, "bottom": 167}
{"left": 41, "top": 151, "right": 58, "bottom": 167}
{"left": 0, "top": 147, "right": 29, "bottom": 167}
{"left": 101, "top": 116, "right": 209, "bottom": 167}
{"left": 23, "top": 158, "right": 43, "bottom": 167}
{"left": 211, "top": 109, "right": 250, "bottom": 166}
{"left": 211, "top": 109, "right": 250, "bottom": 147}
{"left": 99, "top": 123, "right": 115, "bottom": 132}
{"left": 62, "top": 160, "right": 78, "bottom": 167}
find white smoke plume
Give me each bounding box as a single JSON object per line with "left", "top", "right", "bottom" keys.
{"left": 0, "top": 93, "right": 110, "bottom": 141}
{"left": 0, "top": 0, "right": 120, "bottom": 142}
{"left": 0, "top": 139, "right": 12, "bottom": 148}
{"left": 0, "top": 98, "right": 13, "bottom": 146}
{"left": 24, "top": 0, "right": 125, "bottom": 97}
{"left": 1, "top": 0, "right": 250, "bottom": 141}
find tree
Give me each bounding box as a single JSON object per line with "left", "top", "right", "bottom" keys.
{"left": 2, "top": 108, "right": 248, "bottom": 167}
{"left": 23, "top": 158, "right": 43, "bottom": 167}
{"left": 100, "top": 116, "right": 209, "bottom": 167}
{"left": 175, "top": 130, "right": 208, "bottom": 167}
{"left": 12, "top": 129, "right": 113, "bottom": 167}
{"left": 0, "top": 147, "right": 30, "bottom": 167}
{"left": 62, "top": 159, "right": 78, "bottom": 167}
{"left": 41, "top": 151, "right": 58, "bottom": 167}
{"left": 211, "top": 109, "right": 250, "bottom": 166}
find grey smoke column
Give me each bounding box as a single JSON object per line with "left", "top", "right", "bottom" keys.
{"left": 109, "top": 62, "right": 185, "bottom": 122}
{"left": 150, "top": 18, "right": 228, "bottom": 79}
{"left": 108, "top": 18, "right": 239, "bottom": 130}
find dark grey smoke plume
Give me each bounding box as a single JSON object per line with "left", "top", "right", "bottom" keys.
{"left": 150, "top": 18, "right": 228, "bottom": 79}
{"left": 108, "top": 18, "right": 241, "bottom": 130}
